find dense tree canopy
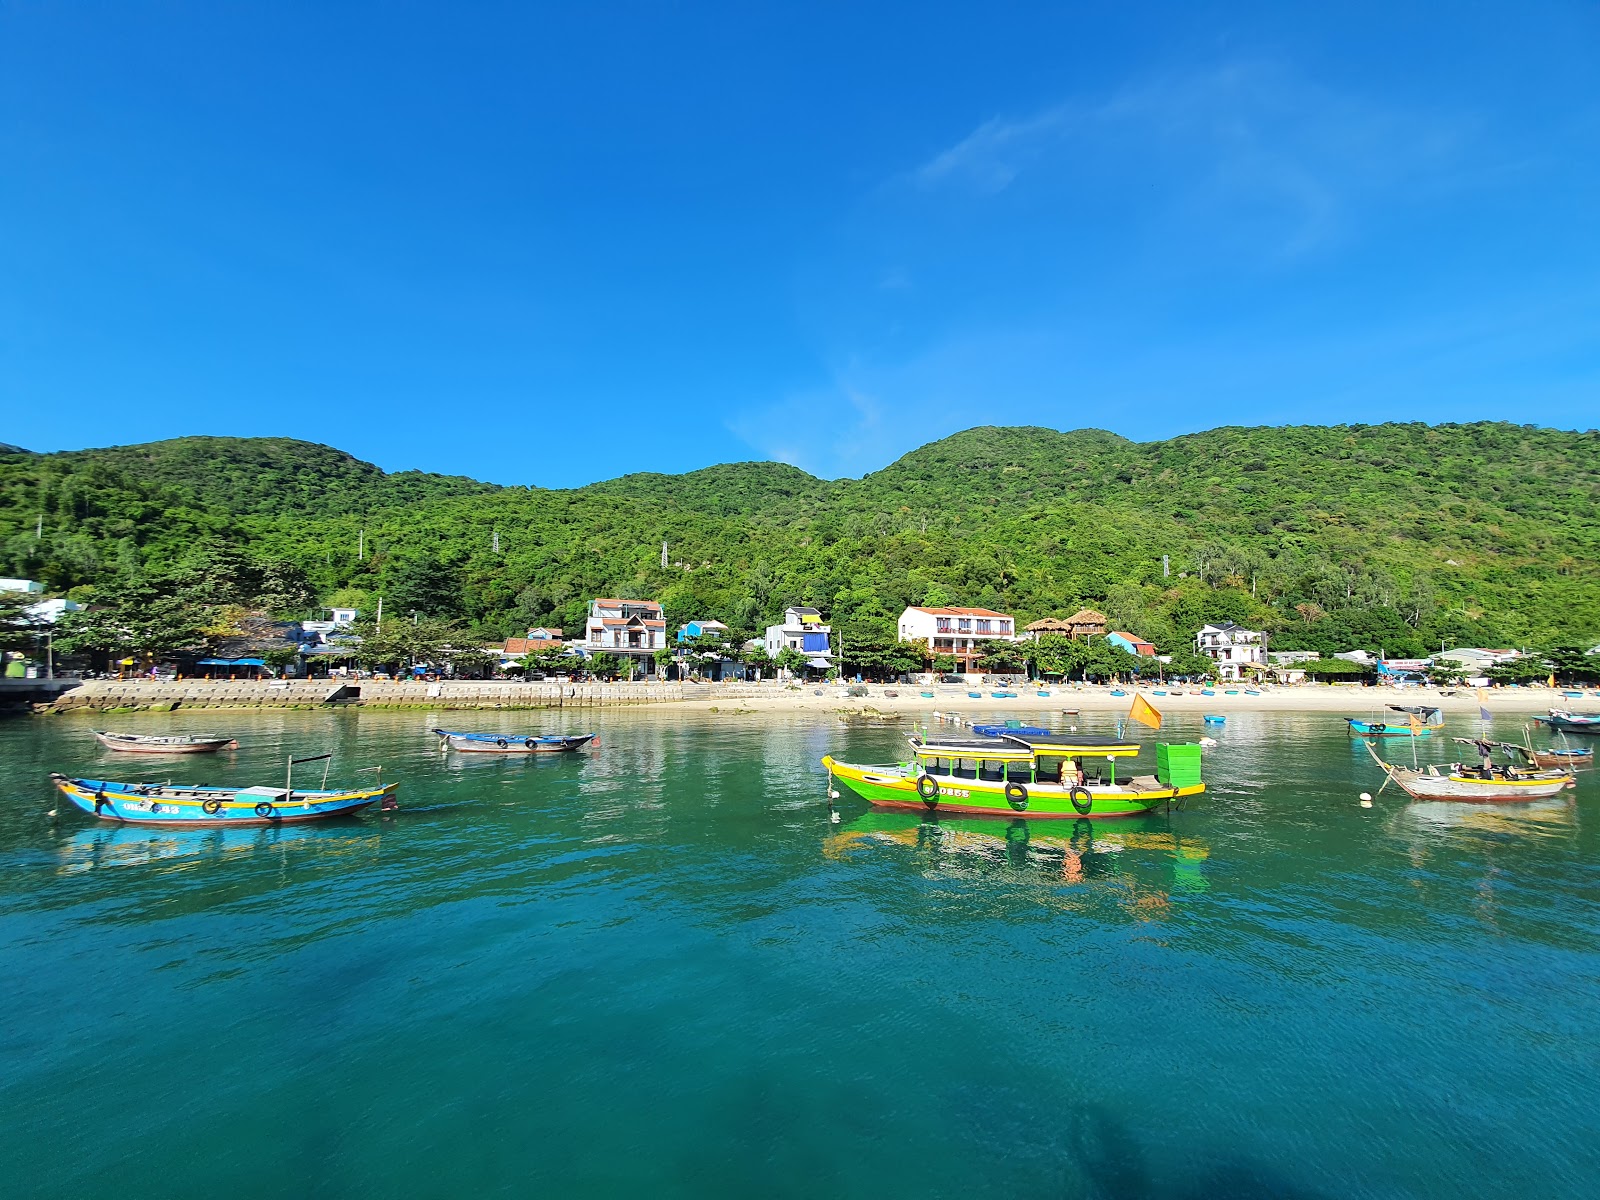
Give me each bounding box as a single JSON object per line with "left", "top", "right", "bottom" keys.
{"left": 2, "top": 422, "right": 1597, "bottom": 667}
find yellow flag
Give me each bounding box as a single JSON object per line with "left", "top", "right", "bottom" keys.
{"left": 1129, "top": 692, "right": 1162, "bottom": 730}
{"left": 1548, "top": 673, "right": 1557, "bottom": 688}
{"left": 1408, "top": 712, "right": 1423, "bottom": 732}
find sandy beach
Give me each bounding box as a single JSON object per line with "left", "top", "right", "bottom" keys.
{"left": 673, "top": 681, "right": 1581, "bottom": 717}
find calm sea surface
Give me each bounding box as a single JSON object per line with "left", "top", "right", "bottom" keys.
{"left": 2, "top": 708, "right": 1597, "bottom": 1198}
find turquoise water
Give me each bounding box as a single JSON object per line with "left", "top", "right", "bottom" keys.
{"left": 2, "top": 709, "right": 1597, "bottom": 1198}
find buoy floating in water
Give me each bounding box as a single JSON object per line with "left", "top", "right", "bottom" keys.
{"left": 830, "top": 810, "right": 841, "bottom": 824}
{"left": 1359, "top": 792, "right": 1373, "bottom": 808}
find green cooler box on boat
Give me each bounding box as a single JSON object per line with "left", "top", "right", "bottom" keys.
{"left": 1155, "top": 743, "right": 1203, "bottom": 788}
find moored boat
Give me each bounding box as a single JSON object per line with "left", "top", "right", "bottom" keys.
{"left": 1346, "top": 705, "right": 1442, "bottom": 738}
{"left": 93, "top": 731, "right": 239, "bottom": 753}
{"left": 434, "top": 729, "right": 596, "bottom": 754}
{"left": 1537, "top": 710, "right": 1600, "bottom": 735}
{"left": 823, "top": 731, "right": 1204, "bottom": 820}
{"left": 1362, "top": 740, "right": 1575, "bottom": 803}
{"left": 50, "top": 773, "right": 396, "bottom": 825}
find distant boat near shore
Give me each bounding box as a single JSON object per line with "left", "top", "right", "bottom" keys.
{"left": 94, "top": 731, "right": 238, "bottom": 754}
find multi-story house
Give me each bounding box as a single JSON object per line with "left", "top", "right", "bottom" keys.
{"left": 582, "top": 599, "right": 666, "bottom": 666}
{"left": 897, "top": 606, "right": 1017, "bottom": 672}
{"left": 764, "top": 607, "right": 832, "bottom": 668}
{"left": 1196, "top": 622, "right": 1266, "bottom": 681}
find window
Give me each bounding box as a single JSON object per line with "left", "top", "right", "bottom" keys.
{"left": 977, "top": 620, "right": 991, "bottom": 633}
{"left": 958, "top": 619, "right": 972, "bottom": 632}
{"left": 954, "top": 758, "right": 977, "bottom": 780}
{"left": 979, "top": 759, "right": 1005, "bottom": 782}
{"left": 936, "top": 618, "right": 952, "bottom": 633}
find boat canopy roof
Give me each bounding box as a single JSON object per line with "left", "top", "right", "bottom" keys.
{"left": 912, "top": 733, "right": 1141, "bottom": 758}
{"left": 1388, "top": 705, "right": 1442, "bottom": 722}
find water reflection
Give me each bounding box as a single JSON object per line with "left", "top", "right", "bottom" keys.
{"left": 53, "top": 819, "right": 386, "bottom": 875}
{"left": 824, "top": 810, "right": 1211, "bottom": 913}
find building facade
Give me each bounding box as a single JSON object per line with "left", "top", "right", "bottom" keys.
{"left": 1105, "top": 631, "right": 1157, "bottom": 657}
{"left": 583, "top": 599, "right": 666, "bottom": 665}
{"left": 1196, "top": 622, "right": 1266, "bottom": 681}
{"left": 765, "top": 607, "right": 832, "bottom": 668}
{"left": 898, "top": 606, "right": 1017, "bottom": 671}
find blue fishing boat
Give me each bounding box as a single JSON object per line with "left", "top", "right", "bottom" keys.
{"left": 50, "top": 769, "right": 395, "bottom": 826}
{"left": 434, "top": 729, "right": 596, "bottom": 754}
{"left": 1109, "top": 689, "right": 1127, "bottom": 697}
{"left": 971, "top": 723, "right": 1052, "bottom": 737}
{"left": 1345, "top": 705, "right": 1442, "bottom": 738}
{"left": 1203, "top": 715, "right": 1226, "bottom": 725}
{"left": 1201, "top": 689, "right": 1216, "bottom": 697}
{"left": 967, "top": 691, "right": 983, "bottom": 698}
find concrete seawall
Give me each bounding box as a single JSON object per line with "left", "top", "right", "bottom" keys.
{"left": 45, "top": 678, "right": 716, "bottom": 713}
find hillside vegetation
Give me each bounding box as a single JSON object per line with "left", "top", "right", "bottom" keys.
{"left": 1, "top": 421, "right": 1597, "bottom": 660}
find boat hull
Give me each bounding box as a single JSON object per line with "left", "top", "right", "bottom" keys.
{"left": 93, "top": 732, "right": 238, "bottom": 753}
{"left": 51, "top": 775, "right": 395, "bottom": 825}
{"left": 822, "top": 756, "right": 1201, "bottom": 819}
{"left": 1346, "top": 720, "right": 1430, "bottom": 738}
{"left": 1387, "top": 771, "right": 1574, "bottom": 802}
{"left": 435, "top": 730, "right": 596, "bottom": 754}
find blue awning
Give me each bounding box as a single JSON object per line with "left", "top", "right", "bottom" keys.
{"left": 196, "top": 658, "right": 266, "bottom": 666}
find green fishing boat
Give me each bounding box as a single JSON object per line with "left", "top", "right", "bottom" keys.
{"left": 822, "top": 730, "right": 1204, "bottom": 820}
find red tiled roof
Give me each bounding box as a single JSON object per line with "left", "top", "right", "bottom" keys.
{"left": 504, "top": 637, "right": 564, "bottom": 655}
{"left": 592, "top": 598, "right": 663, "bottom": 610}
{"left": 910, "top": 606, "right": 1013, "bottom": 618}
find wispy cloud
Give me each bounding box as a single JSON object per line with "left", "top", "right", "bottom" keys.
{"left": 911, "top": 60, "right": 1469, "bottom": 258}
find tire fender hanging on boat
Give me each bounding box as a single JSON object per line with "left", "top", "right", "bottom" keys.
{"left": 496, "top": 737, "right": 509, "bottom": 748}
{"left": 254, "top": 801, "right": 274, "bottom": 818}
{"left": 1005, "top": 781, "right": 1029, "bottom": 811}
{"left": 524, "top": 737, "right": 537, "bottom": 749}
{"left": 202, "top": 799, "right": 223, "bottom": 815}
{"left": 1069, "top": 786, "right": 1093, "bottom": 814}
{"left": 916, "top": 774, "right": 940, "bottom": 805}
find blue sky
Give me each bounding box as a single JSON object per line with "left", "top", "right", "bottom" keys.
{"left": 2, "top": 2, "right": 1597, "bottom": 486}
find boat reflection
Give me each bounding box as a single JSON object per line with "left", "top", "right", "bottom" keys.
{"left": 824, "top": 810, "right": 1211, "bottom": 899}
{"left": 1386, "top": 795, "right": 1578, "bottom": 844}
{"left": 54, "top": 819, "right": 386, "bottom": 874}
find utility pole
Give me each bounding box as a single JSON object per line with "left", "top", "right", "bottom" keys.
{"left": 358, "top": 529, "right": 365, "bottom": 561}
{"left": 493, "top": 529, "right": 500, "bottom": 553}
{"left": 662, "top": 540, "right": 668, "bottom": 569}
{"left": 1162, "top": 554, "right": 1169, "bottom": 578}
{"left": 36, "top": 514, "right": 43, "bottom": 539}
{"left": 375, "top": 595, "right": 383, "bottom": 633}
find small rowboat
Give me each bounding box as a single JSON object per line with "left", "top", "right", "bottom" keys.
{"left": 1362, "top": 740, "right": 1575, "bottom": 803}
{"left": 50, "top": 773, "right": 395, "bottom": 826}
{"left": 434, "top": 729, "right": 596, "bottom": 754}
{"left": 94, "top": 731, "right": 238, "bottom": 754}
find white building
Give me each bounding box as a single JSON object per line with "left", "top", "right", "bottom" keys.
{"left": 25, "top": 597, "right": 82, "bottom": 625}
{"left": 0, "top": 578, "right": 45, "bottom": 594}
{"left": 301, "top": 608, "right": 361, "bottom": 639}
{"left": 1196, "top": 622, "right": 1266, "bottom": 681}
{"left": 1269, "top": 650, "right": 1320, "bottom": 664}
{"left": 898, "top": 606, "right": 1017, "bottom": 672}
{"left": 583, "top": 598, "right": 666, "bottom": 665}
{"left": 765, "top": 606, "right": 832, "bottom": 669}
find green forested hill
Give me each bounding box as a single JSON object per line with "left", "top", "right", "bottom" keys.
{"left": 2, "top": 422, "right": 1597, "bottom": 658}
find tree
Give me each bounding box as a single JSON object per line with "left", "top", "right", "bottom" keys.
{"left": 54, "top": 583, "right": 209, "bottom": 661}
{"left": 975, "top": 638, "right": 1027, "bottom": 672}
{"left": 383, "top": 554, "right": 462, "bottom": 619}
{"left": 0, "top": 589, "right": 39, "bottom": 653}
{"left": 774, "top": 646, "right": 808, "bottom": 676}
{"left": 261, "top": 646, "right": 300, "bottom": 673}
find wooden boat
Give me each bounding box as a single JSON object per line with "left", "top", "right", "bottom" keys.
{"left": 434, "top": 728, "right": 596, "bottom": 754}
{"left": 1362, "top": 741, "right": 1574, "bottom": 803}
{"left": 823, "top": 731, "right": 1204, "bottom": 820}
{"left": 1346, "top": 705, "right": 1441, "bottom": 737}
{"left": 1537, "top": 710, "right": 1600, "bottom": 735}
{"left": 1467, "top": 736, "right": 1593, "bottom": 772}
{"left": 50, "top": 772, "right": 396, "bottom": 826}
{"left": 93, "top": 731, "right": 238, "bottom": 754}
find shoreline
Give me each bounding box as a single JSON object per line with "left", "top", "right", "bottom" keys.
{"left": 34, "top": 677, "right": 1587, "bottom": 717}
